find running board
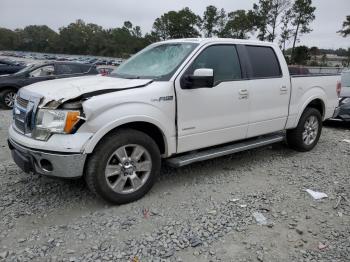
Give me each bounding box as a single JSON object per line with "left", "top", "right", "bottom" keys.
{"left": 166, "top": 133, "right": 284, "bottom": 168}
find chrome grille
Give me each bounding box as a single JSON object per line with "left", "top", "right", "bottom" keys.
{"left": 13, "top": 93, "right": 40, "bottom": 135}
{"left": 16, "top": 96, "right": 29, "bottom": 108}
{"left": 15, "top": 118, "right": 25, "bottom": 133}
{"left": 14, "top": 106, "right": 27, "bottom": 134}
{"left": 14, "top": 95, "right": 32, "bottom": 134}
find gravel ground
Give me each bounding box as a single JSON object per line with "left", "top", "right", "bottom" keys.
{"left": 0, "top": 109, "right": 349, "bottom": 262}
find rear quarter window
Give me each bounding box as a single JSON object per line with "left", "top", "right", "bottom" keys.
{"left": 246, "top": 46, "right": 282, "bottom": 78}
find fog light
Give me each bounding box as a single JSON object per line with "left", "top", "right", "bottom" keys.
{"left": 40, "top": 159, "right": 53, "bottom": 172}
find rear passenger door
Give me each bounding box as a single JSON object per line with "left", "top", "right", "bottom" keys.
{"left": 242, "top": 45, "right": 290, "bottom": 137}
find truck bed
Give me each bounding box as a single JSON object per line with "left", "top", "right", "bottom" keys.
{"left": 287, "top": 74, "right": 340, "bottom": 127}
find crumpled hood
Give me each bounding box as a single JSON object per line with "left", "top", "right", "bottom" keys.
{"left": 20, "top": 75, "right": 152, "bottom": 106}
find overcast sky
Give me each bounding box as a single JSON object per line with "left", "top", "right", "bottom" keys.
{"left": 0, "top": 0, "right": 349, "bottom": 49}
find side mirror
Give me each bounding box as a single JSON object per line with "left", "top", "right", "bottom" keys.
{"left": 181, "top": 68, "right": 214, "bottom": 89}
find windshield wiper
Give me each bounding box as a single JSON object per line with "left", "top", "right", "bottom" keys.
{"left": 125, "top": 76, "right": 141, "bottom": 79}
{"left": 111, "top": 73, "right": 154, "bottom": 80}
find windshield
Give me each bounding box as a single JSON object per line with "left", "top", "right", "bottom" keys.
{"left": 111, "top": 43, "right": 198, "bottom": 80}
{"left": 14, "top": 64, "right": 38, "bottom": 75}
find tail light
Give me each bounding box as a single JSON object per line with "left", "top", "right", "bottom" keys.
{"left": 336, "top": 81, "right": 342, "bottom": 97}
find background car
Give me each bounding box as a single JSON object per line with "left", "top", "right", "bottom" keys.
{"left": 0, "top": 59, "right": 26, "bottom": 76}
{"left": 333, "top": 69, "right": 350, "bottom": 121}
{"left": 340, "top": 69, "right": 350, "bottom": 97}
{"left": 97, "top": 67, "right": 114, "bottom": 76}
{"left": 334, "top": 97, "right": 350, "bottom": 121}
{"left": 0, "top": 62, "right": 98, "bottom": 109}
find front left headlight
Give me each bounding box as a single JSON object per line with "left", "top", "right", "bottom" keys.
{"left": 341, "top": 97, "right": 350, "bottom": 105}
{"left": 32, "top": 109, "right": 80, "bottom": 140}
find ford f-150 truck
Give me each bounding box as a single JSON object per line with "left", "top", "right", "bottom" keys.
{"left": 8, "top": 39, "right": 340, "bottom": 204}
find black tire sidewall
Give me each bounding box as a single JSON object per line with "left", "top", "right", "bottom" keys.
{"left": 288, "top": 108, "right": 322, "bottom": 151}
{"left": 86, "top": 129, "right": 161, "bottom": 204}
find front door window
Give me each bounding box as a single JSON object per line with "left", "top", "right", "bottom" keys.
{"left": 30, "top": 65, "right": 55, "bottom": 77}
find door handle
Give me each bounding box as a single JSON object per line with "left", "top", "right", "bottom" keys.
{"left": 239, "top": 89, "right": 249, "bottom": 99}
{"left": 280, "top": 86, "right": 288, "bottom": 94}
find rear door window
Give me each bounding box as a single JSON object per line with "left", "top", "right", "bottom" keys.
{"left": 56, "top": 64, "right": 83, "bottom": 75}
{"left": 246, "top": 46, "right": 282, "bottom": 78}
{"left": 79, "top": 65, "right": 90, "bottom": 73}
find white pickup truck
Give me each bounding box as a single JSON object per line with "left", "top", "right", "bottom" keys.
{"left": 8, "top": 39, "right": 340, "bottom": 204}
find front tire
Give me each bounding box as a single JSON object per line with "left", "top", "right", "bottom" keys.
{"left": 0, "top": 89, "right": 17, "bottom": 109}
{"left": 85, "top": 129, "right": 161, "bottom": 204}
{"left": 286, "top": 107, "right": 322, "bottom": 152}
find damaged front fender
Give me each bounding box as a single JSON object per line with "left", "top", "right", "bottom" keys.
{"left": 19, "top": 75, "right": 153, "bottom": 109}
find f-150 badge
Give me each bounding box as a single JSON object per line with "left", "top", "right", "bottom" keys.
{"left": 151, "top": 96, "right": 173, "bottom": 102}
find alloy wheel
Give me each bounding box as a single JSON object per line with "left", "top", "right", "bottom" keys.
{"left": 4, "top": 91, "right": 16, "bottom": 108}
{"left": 105, "top": 144, "right": 152, "bottom": 194}
{"left": 302, "top": 115, "right": 319, "bottom": 145}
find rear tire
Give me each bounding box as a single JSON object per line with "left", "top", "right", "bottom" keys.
{"left": 286, "top": 107, "right": 322, "bottom": 152}
{"left": 0, "top": 88, "right": 17, "bottom": 109}
{"left": 85, "top": 128, "right": 161, "bottom": 204}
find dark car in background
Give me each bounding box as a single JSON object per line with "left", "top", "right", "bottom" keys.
{"left": 0, "top": 62, "right": 98, "bottom": 109}
{"left": 333, "top": 70, "right": 350, "bottom": 122}
{"left": 334, "top": 97, "right": 350, "bottom": 121}
{"left": 0, "top": 59, "right": 26, "bottom": 76}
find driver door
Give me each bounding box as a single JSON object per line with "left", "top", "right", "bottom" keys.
{"left": 175, "top": 44, "right": 250, "bottom": 153}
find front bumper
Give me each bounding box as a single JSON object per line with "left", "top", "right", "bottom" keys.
{"left": 332, "top": 107, "right": 341, "bottom": 118}
{"left": 8, "top": 138, "right": 87, "bottom": 178}
{"left": 331, "top": 103, "right": 350, "bottom": 121}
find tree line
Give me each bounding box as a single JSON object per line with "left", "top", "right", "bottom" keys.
{"left": 0, "top": 0, "right": 348, "bottom": 63}
{"left": 284, "top": 46, "right": 350, "bottom": 66}
{"left": 0, "top": 20, "right": 149, "bottom": 58}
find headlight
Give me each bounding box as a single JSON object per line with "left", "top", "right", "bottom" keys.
{"left": 32, "top": 109, "right": 80, "bottom": 140}
{"left": 341, "top": 97, "right": 350, "bottom": 104}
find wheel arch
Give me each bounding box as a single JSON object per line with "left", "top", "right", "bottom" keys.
{"left": 305, "top": 98, "right": 325, "bottom": 118}
{"left": 293, "top": 86, "right": 327, "bottom": 128}
{"left": 83, "top": 118, "right": 172, "bottom": 157}
{"left": 292, "top": 97, "right": 325, "bottom": 127}
{"left": 0, "top": 84, "right": 21, "bottom": 91}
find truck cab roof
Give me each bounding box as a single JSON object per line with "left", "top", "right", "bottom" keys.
{"left": 160, "top": 38, "right": 278, "bottom": 48}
